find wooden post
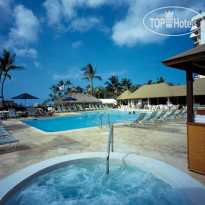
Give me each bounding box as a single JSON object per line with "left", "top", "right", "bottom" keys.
{"left": 186, "top": 69, "right": 194, "bottom": 122}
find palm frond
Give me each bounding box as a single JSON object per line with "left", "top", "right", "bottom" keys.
{"left": 95, "top": 76, "right": 102, "bottom": 81}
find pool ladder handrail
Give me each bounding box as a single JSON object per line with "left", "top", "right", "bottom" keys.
{"left": 92, "top": 111, "right": 100, "bottom": 126}
{"left": 106, "top": 123, "right": 114, "bottom": 174}
{"left": 99, "top": 112, "right": 107, "bottom": 129}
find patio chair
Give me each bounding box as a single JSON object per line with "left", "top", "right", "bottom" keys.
{"left": 0, "top": 136, "right": 19, "bottom": 152}
{"left": 127, "top": 112, "right": 147, "bottom": 127}
{"left": 92, "top": 105, "right": 96, "bottom": 110}
{"left": 105, "top": 105, "right": 108, "bottom": 109}
{"left": 8, "top": 108, "right": 19, "bottom": 118}
{"left": 27, "top": 108, "right": 39, "bottom": 117}
{"left": 95, "top": 105, "right": 99, "bottom": 110}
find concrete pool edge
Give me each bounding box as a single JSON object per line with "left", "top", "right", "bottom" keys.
{"left": 0, "top": 152, "right": 204, "bottom": 204}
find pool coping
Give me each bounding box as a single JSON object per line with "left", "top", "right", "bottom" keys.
{"left": 0, "top": 152, "right": 204, "bottom": 204}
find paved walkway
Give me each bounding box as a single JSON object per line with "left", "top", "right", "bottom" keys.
{"left": 0, "top": 117, "right": 204, "bottom": 185}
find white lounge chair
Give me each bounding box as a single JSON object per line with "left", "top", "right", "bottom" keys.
{"left": 0, "top": 136, "right": 19, "bottom": 152}
{"left": 8, "top": 108, "right": 19, "bottom": 118}
{"left": 27, "top": 108, "right": 39, "bottom": 117}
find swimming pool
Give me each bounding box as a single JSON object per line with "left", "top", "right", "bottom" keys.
{"left": 22, "top": 110, "right": 148, "bottom": 132}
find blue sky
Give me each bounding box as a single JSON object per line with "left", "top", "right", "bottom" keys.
{"left": 0, "top": 0, "right": 204, "bottom": 104}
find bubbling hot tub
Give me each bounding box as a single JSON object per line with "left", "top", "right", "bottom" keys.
{"left": 0, "top": 153, "right": 204, "bottom": 205}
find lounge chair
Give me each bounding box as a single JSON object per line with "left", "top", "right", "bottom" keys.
{"left": 73, "top": 106, "right": 77, "bottom": 112}
{"left": 61, "top": 105, "right": 67, "bottom": 112}
{"left": 89, "top": 104, "right": 92, "bottom": 110}
{"left": 153, "top": 111, "right": 167, "bottom": 123}
{"left": 67, "top": 106, "right": 72, "bottom": 112}
{"left": 8, "top": 108, "right": 19, "bottom": 118}
{"left": 92, "top": 105, "right": 95, "bottom": 110}
{"left": 128, "top": 112, "right": 147, "bottom": 127}
{"left": 56, "top": 105, "right": 62, "bottom": 113}
{"left": 99, "top": 104, "right": 103, "bottom": 109}
{"left": 0, "top": 127, "right": 9, "bottom": 137}
{"left": 95, "top": 105, "right": 99, "bottom": 110}
{"left": 164, "top": 110, "right": 176, "bottom": 120}
{"left": 177, "top": 109, "right": 187, "bottom": 119}
{"left": 168, "top": 109, "right": 184, "bottom": 120}
{"left": 27, "top": 108, "right": 39, "bottom": 117}
{"left": 141, "top": 111, "right": 158, "bottom": 126}
{"left": 0, "top": 136, "right": 19, "bottom": 152}
{"left": 79, "top": 105, "right": 84, "bottom": 111}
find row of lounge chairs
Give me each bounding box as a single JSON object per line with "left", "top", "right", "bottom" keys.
{"left": 127, "top": 109, "right": 187, "bottom": 127}
{"left": 88, "top": 104, "right": 108, "bottom": 110}
{"left": 56, "top": 105, "right": 84, "bottom": 112}
{"left": 5, "top": 108, "right": 54, "bottom": 118}
{"left": 56, "top": 104, "right": 108, "bottom": 113}
{"left": 0, "top": 122, "right": 19, "bottom": 152}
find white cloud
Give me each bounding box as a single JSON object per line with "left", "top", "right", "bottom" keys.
{"left": 70, "top": 17, "right": 101, "bottom": 32}
{"left": 99, "top": 70, "right": 127, "bottom": 79}
{"left": 13, "top": 48, "right": 38, "bottom": 58}
{"left": 53, "top": 66, "right": 83, "bottom": 80}
{"left": 43, "top": 0, "right": 111, "bottom": 33}
{"left": 71, "top": 40, "right": 83, "bottom": 48}
{"left": 44, "top": 0, "right": 205, "bottom": 46}
{"left": 0, "top": 0, "right": 12, "bottom": 29}
{"left": 0, "top": 0, "right": 12, "bottom": 11}
{"left": 43, "top": 0, "right": 62, "bottom": 26}
{"left": 6, "top": 5, "right": 39, "bottom": 48}
{"left": 34, "top": 61, "right": 40, "bottom": 68}
{"left": 112, "top": 0, "right": 205, "bottom": 46}
{"left": 43, "top": 0, "right": 109, "bottom": 25}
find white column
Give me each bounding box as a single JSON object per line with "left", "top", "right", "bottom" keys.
{"left": 147, "top": 98, "right": 150, "bottom": 106}
{"left": 167, "top": 97, "right": 170, "bottom": 105}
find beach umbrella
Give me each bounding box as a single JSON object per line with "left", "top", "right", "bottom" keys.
{"left": 12, "top": 93, "right": 39, "bottom": 107}
{"left": 62, "top": 96, "right": 77, "bottom": 101}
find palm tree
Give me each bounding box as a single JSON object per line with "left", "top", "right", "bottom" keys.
{"left": 147, "top": 79, "right": 153, "bottom": 84}
{"left": 105, "top": 76, "right": 120, "bottom": 99}
{"left": 81, "top": 64, "right": 102, "bottom": 96}
{"left": 120, "top": 78, "right": 132, "bottom": 92}
{"left": 156, "top": 77, "right": 165, "bottom": 83}
{"left": 0, "top": 50, "right": 24, "bottom": 108}
{"left": 65, "top": 80, "right": 72, "bottom": 93}
{"left": 130, "top": 84, "right": 141, "bottom": 92}
{"left": 167, "top": 82, "right": 174, "bottom": 86}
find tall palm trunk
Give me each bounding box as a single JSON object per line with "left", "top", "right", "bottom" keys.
{"left": 1, "top": 72, "right": 7, "bottom": 109}
{"left": 91, "top": 78, "right": 93, "bottom": 96}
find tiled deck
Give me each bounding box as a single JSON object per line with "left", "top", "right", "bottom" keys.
{"left": 0, "top": 116, "right": 204, "bottom": 185}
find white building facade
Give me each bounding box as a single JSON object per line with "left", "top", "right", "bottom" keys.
{"left": 190, "top": 12, "right": 205, "bottom": 79}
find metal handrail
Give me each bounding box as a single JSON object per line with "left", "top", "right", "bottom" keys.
{"left": 92, "top": 111, "right": 100, "bottom": 126}
{"left": 106, "top": 123, "right": 113, "bottom": 174}
{"left": 93, "top": 111, "right": 100, "bottom": 120}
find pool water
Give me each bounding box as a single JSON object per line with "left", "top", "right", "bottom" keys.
{"left": 5, "top": 161, "right": 191, "bottom": 205}
{"left": 22, "top": 110, "right": 150, "bottom": 132}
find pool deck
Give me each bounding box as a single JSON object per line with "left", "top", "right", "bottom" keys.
{"left": 0, "top": 113, "right": 204, "bottom": 185}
